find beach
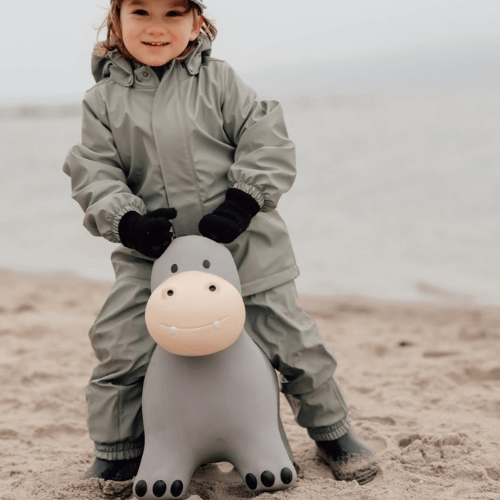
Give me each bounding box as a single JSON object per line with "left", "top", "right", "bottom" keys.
{"left": 1, "top": 89, "right": 499, "bottom": 499}
{"left": 1, "top": 269, "right": 499, "bottom": 500}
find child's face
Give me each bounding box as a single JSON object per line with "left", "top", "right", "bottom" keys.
{"left": 120, "top": 0, "right": 202, "bottom": 67}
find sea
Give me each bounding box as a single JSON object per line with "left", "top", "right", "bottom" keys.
{"left": 1, "top": 91, "right": 499, "bottom": 305}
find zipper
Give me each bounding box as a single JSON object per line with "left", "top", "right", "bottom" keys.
{"left": 153, "top": 60, "right": 177, "bottom": 239}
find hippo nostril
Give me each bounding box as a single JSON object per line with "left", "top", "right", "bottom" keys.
{"left": 209, "top": 285, "right": 216, "bottom": 292}
{"left": 161, "top": 288, "right": 175, "bottom": 300}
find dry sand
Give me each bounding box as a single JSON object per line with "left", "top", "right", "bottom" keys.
{"left": 0, "top": 270, "right": 499, "bottom": 500}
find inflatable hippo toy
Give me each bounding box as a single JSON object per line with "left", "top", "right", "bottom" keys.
{"left": 133, "top": 235, "right": 297, "bottom": 499}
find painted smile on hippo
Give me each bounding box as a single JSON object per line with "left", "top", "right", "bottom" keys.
{"left": 161, "top": 316, "right": 230, "bottom": 335}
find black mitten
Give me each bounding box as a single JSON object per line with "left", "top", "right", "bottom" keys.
{"left": 198, "top": 188, "right": 260, "bottom": 244}
{"left": 118, "top": 208, "right": 177, "bottom": 258}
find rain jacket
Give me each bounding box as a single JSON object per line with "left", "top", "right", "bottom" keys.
{"left": 63, "top": 35, "right": 300, "bottom": 296}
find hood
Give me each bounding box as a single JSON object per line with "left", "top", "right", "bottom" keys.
{"left": 91, "top": 35, "right": 213, "bottom": 86}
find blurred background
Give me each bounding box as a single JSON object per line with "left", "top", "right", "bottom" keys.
{"left": 0, "top": 0, "right": 499, "bottom": 304}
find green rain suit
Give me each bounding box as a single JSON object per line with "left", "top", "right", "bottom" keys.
{"left": 63, "top": 36, "right": 350, "bottom": 460}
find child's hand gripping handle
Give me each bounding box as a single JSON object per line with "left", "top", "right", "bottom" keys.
{"left": 118, "top": 208, "right": 177, "bottom": 258}
{"left": 198, "top": 188, "right": 260, "bottom": 244}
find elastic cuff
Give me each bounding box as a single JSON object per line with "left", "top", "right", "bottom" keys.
{"left": 94, "top": 437, "right": 144, "bottom": 461}
{"left": 110, "top": 206, "right": 143, "bottom": 243}
{"left": 231, "top": 182, "right": 266, "bottom": 210}
{"left": 307, "top": 419, "right": 350, "bottom": 442}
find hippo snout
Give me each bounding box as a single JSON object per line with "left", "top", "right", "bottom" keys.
{"left": 145, "top": 271, "right": 245, "bottom": 356}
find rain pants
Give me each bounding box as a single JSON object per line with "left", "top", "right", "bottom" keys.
{"left": 63, "top": 35, "right": 350, "bottom": 460}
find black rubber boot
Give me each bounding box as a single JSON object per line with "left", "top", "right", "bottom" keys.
{"left": 315, "top": 430, "right": 379, "bottom": 485}
{"left": 83, "top": 456, "right": 142, "bottom": 481}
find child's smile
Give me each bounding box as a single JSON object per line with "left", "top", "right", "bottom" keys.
{"left": 120, "top": 0, "right": 202, "bottom": 67}
{"left": 142, "top": 41, "right": 170, "bottom": 53}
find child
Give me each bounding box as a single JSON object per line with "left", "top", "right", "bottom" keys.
{"left": 63, "top": 0, "right": 378, "bottom": 485}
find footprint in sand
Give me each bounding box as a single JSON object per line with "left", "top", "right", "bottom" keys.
{"left": 395, "top": 432, "right": 488, "bottom": 480}
{"left": 448, "top": 365, "right": 500, "bottom": 383}
{"left": 0, "top": 428, "right": 19, "bottom": 440}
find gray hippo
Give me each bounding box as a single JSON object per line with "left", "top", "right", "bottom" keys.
{"left": 133, "top": 235, "right": 297, "bottom": 499}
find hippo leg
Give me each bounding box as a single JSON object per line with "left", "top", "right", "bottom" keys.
{"left": 228, "top": 432, "right": 298, "bottom": 493}
{"left": 133, "top": 446, "right": 196, "bottom": 500}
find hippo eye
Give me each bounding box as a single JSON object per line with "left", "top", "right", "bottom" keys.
{"left": 171, "top": 264, "right": 178, "bottom": 273}
{"left": 203, "top": 260, "right": 210, "bottom": 269}
{"left": 209, "top": 285, "right": 216, "bottom": 292}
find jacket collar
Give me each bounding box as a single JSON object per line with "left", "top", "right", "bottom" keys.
{"left": 182, "top": 35, "right": 212, "bottom": 76}
{"left": 91, "top": 35, "right": 213, "bottom": 87}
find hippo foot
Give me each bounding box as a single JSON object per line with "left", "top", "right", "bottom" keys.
{"left": 243, "top": 463, "right": 297, "bottom": 492}
{"left": 134, "top": 477, "right": 185, "bottom": 499}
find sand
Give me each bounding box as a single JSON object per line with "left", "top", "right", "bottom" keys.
{"left": 0, "top": 269, "right": 499, "bottom": 500}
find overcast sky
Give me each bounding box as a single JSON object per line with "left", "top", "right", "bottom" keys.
{"left": 1, "top": 0, "right": 499, "bottom": 104}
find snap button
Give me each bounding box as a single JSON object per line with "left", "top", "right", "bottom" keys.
{"left": 143, "top": 71, "right": 149, "bottom": 77}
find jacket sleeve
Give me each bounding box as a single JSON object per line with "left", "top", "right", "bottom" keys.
{"left": 62, "top": 90, "right": 146, "bottom": 243}
{"left": 220, "top": 62, "right": 297, "bottom": 213}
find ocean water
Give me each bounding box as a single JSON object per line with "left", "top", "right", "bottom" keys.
{"left": 1, "top": 91, "right": 499, "bottom": 305}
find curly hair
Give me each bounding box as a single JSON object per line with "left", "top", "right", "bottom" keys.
{"left": 96, "top": 0, "right": 217, "bottom": 63}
